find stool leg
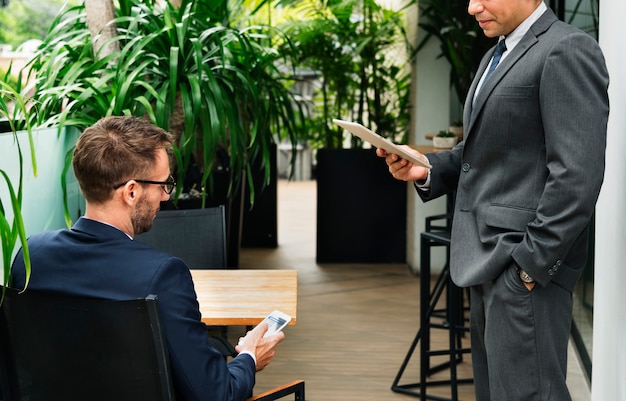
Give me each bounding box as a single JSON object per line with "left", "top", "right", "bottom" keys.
{"left": 420, "top": 235, "right": 432, "bottom": 401}
{"left": 448, "top": 278, "right": 459, "bottom": 401}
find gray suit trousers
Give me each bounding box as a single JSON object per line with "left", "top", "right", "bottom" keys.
{"left": 470, "top": 264, "right": 573, "bottom": 401}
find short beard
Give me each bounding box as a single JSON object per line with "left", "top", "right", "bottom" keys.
{"left": 132, "top": 195, "right": 155, "bottom": 235}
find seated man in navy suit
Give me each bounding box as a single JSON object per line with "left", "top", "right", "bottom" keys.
{"left": 11, "top": 116, "right": 284, "bottom": 401}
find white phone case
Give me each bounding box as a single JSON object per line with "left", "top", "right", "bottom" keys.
{"left": 260, "top": 310, "right": 291, "bottom": 337}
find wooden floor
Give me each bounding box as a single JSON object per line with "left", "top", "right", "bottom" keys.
{"left": 236, "top": 180, "right": 590, "bottom": 401}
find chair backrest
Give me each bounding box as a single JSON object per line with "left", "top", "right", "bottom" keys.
{"left": 0, "top": 287, "right": 175, "bottom": 401}
{"left": 137, "top": 206, "right": 227, "bottom": 269}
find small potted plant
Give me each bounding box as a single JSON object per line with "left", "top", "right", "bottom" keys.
{"left": 433, "top": 130, "right": 458, "bottom": 149}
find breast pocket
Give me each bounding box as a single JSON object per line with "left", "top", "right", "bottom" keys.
{"left": 493, "top": 85, "right": 535, "bottom": 99}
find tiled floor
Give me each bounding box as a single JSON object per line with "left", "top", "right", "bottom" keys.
{"left": 237, "top": 179, "right": 591, "bottom": 401}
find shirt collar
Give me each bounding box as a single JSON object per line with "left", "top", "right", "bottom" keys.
{"left": 500, "top": 1, "right": 547, "bottom": 55}
{"left": 76, "top": 216, "right": 133, "bottom": 240}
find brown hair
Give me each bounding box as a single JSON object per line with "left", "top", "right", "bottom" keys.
{"left": 72, "top": 116, "right": 174, "bottom": 203}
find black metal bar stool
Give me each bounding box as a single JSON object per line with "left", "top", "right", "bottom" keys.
{"left": 391, "top": 211, "right": 473, "bottom": 401}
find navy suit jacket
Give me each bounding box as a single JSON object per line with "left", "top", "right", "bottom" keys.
{"left": 420, "top": 9, "right": 609, "bottom": 291}
{"left": 11, "top": 217, "right": 256, "bottom": 401}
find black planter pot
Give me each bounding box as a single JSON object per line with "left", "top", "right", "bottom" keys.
{"left": 316, "top": 148, "right": 407, "bottom": 263}
{"left": 241, "top": 144, "right": 278, "bottom": 248}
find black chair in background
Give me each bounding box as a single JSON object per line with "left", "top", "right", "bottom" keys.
{"left": 0, "top": 287, "right": 175, "bottom": 401}
{"left": 137, "top": 206, "right": 227, "bottom": 269}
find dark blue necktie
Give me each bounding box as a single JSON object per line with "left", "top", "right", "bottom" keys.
{"left": 484, "top": 39, "right": 507, "bottom": 82}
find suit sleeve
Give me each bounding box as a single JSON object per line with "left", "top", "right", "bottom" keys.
{"left": 148, "top": 258, "right": 256, "bottom": 401}
{"left": 416, "top": 142, "right": 464, "bottom": 202}
{"left": 510, "top": 32, "right": 609, "bottom": 286}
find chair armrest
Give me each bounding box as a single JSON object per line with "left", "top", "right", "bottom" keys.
{"left": 247, "top": 380, "right": 305, "bottom": 401}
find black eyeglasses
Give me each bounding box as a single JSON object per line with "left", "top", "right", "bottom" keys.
{"left": 113, "top": 175, "right": 176, "bottom": 194}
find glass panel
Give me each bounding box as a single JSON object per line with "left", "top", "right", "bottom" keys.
{"left": 565, "top": 0, "right": 600, "bottom": 38}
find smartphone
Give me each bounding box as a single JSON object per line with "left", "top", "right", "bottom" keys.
{"left": 259, "top": 310, "right": 291, "bottom": 337}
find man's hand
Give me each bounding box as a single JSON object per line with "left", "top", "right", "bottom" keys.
{"left": 235, "top": 322, "right": 285, "bottom": 371}
{"left": 376, "top": 146, "right": 430, "bottom": 182}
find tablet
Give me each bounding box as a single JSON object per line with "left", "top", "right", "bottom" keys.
{"left": 333, "top": 119, "right": 432, "bottom": 169}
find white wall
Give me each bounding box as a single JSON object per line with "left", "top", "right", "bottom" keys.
{"left": 592, "top": 2, "right": 626, "bottom": 400}
{"left": 406, "top": 9, "right": 451, "bottom": 274}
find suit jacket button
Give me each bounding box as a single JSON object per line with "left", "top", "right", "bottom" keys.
{"left": 462, "top": 163, "right": 471, "bottom": 172}
{"left": 548, "top": 268, "right": 554, "bottom": 276}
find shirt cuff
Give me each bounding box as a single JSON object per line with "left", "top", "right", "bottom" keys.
{"left": 238, "top": 350, "right": 257, "bottom": 366}
{"left": 415, "top": 156, "right": 431, "bottom": 189}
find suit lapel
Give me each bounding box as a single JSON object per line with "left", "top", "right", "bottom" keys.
{"left": 464, "top": 9, "right": 558, "bottom": 138}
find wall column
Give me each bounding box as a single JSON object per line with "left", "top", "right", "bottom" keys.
{"left": 592, "top": 3, "right": 626, "bottom": 400}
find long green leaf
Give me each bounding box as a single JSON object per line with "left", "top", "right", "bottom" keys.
{"left": 61, "top": 147, "right": 75, "bottom": 228}
{"left": 0, "top": 168, "right": 30, "bottom": 292}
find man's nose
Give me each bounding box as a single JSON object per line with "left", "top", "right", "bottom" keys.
{"left": 468, "top": 0, "right": 483, "bottom": 15}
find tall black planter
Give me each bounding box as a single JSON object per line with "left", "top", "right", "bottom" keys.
{"left": 316, "top": 148, "right": 407, "bottom": 263}
{"left": 241, "top": 144, "right": 278, "bottom": 248}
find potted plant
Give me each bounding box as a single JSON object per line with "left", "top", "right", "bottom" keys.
{"left": 433, "top": 130, "right": 458, "bottom": 149}
{"left": 24, "top": 0, "right": 306, "bottom": 265}
{"left": 0, "top": 76, "right": 34, "bottom": 294}
{"left": 278, "top": 0, "right": 412, "bottom": 263}
{"left": 281, "top": 0, "right": 411, "bottom": 150}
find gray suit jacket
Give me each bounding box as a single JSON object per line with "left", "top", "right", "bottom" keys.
{"left": 420, "top": 9, "right": 609, "bottom": 292}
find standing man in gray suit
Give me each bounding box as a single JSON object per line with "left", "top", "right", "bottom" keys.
{"left": 377, "top": 0, "right": 609, "bottom": 400}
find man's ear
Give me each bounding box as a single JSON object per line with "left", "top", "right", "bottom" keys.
{"left": 121, "top": 180, "right": 141, "bottom": 206}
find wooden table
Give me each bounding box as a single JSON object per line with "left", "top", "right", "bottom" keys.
{"left": 190, "top": 269, "right": 298, "bottom": 327}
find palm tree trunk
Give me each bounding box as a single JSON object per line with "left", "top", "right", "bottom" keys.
{"left": 84, "top": 0, "right": 119, "bottom": 59}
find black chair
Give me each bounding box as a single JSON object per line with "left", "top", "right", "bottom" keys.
{"left": 137, "top": 206, "right": 227, "bottom": 269}
{"left": 0, "top": 288, "right": 306, "bottom": 401}
{"left": 0, "top": 287, "right": 175, "bottom": 401}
